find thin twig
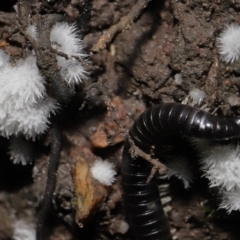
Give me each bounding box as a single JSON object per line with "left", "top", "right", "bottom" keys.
{"left": 36, "top": 126, "right": 61, "bottom": 240}
{"left": 128, "top": 135, "right": 169, "bottom": 182}
{"left": 91, "top": 0, "right": 152, "bottom": 53}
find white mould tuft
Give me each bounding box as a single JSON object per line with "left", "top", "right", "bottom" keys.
{"left": 90, "top": 160, "right": 116, "bottom": 186}
{"left": 189, "top": 88, "right": 206, "bottom": 106}
{"left": 57, "top": 57, "right": 88, "bottom": 86}
{"left": 13, "top": 219, "right": 36, "bottom": 240}
{"left": 190, "top": 137, "right": 210, "bottom": 153}
{"left": 227, "top": 95, "right": 239, "bottom": 107}
{"left": 0, "top": 98, "right": 58, "bottom": 139}
{"left": 26, "top": 24, "right": 38, "bottom": 41}
{"left": 8, "top": 136, "right": 34, "bottom": 165}
{"left": 0, "top": 49, "right": 9, "bottom": 68}
{"left": 200, "top": 145, "right": 240, "bottom": 191}
{"left": 218, "top": 24, "right": 240, "bottom": 63}
{"left": 50, "top": 22, "right": 88, "bottom": 85}
{"left": 165, "top": 156, "right": 193, "bottom": 189}
{"left": 50, "top": 22, "right": 86, "bottom": 58}
{"left": 174, "top": 73, "right": 182, "bottom": 85}
{"left": 0, "top": 55, "right": 46, "bottom": 110}
{"left": 219, "top": 189, "right": 240, "bottom": 213}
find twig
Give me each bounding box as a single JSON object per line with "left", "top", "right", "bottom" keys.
{"left": 128, "top": 135, "right": 169, "bottom": 182}
{"left": 36, "top": 126, "right": 61, "bottom": 240}
{"left": 91, "top": 0, "right": 152, "bottom": 53}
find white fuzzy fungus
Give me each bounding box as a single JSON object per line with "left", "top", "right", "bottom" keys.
{"left": 13, "top": 220, "right": 36, "bottom": 240}
{"left": 0, "top": 98, "right": 58, "bottom": 139}
{"left": 8, "top": 136, "right": 34, "bottom": 165}
{"left": 90, "top": 160, "right": 116, "bottom": 186}
{"left": 0, "top": 55, "right": 46, "bottom": 110}
{"left": 189, "top": 88, "right": 206, "bottom": 106}
{"left": 218, "top": 24, "right": 240, "bottom": 63}
{"left": 190, "top": 137, "right": 210, "bottom": 153}
{"left": 57, "top": 57, "right": 88, "bottom": 86}
{"left": 165, "top": 156, "right": 193, "bottom": 189}
{"left": 50, "top": 22, "right": 85, "bottom": 58}
{"left": 50, "top": 22, "right": 88, "bottom": 85}
{"left": 174, "top": 73, "right": 182, "bottom": 85}
{"left": 0, "top": 49, "right": 9, "bottom": 68}
{"left": 227, "top": 95, "right": 240, "bottom": 107}
{"left": 200, "top": 145, "right": 240, "bottom": 191}
{"left": 26, "top": 24, "right": 38, "bottom": 41}
{"left": 220, "top": 189, "right": 240, "bottom": 213}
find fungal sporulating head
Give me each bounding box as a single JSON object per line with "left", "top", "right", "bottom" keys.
{"left": 190, "top": 137, "right": 210, "bottom": 153}
{"left": 200, "top": 144, "right": 240, "bottom": 212}
{"left": 0, "top": 19, "right": 89, "bottom": 163}
{"left": 200, "top": 145, "right": 240, "bottom": 191}
{"left": 50, "top": 22, "right": 88, "bottom": 86}
{"left": 90, "top": 160, "right": 116, "bottom": 186}
{"left": 8, "top": 136, "right": 34, "bottom": 165}
{"left": 165, "top": 156, "right": 193, "bottom": 189}
{"left": 189, "top": 88, "right": 206, "bottom": 106}
{"left": 13, "top": 219, "right": 36, "bottom": 240}
{"left": 217, "top": 24, "right": 240, "bottom": 63}
{"left": 174, "top": 73, "right": 182, "bottom": 85}
{"left": 227, "top": 95, "right": 240, "bottom": 107}
{"left": 219, "top": 189, "right": 240, "bottom": 213}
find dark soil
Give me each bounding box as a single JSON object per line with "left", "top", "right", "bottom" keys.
{"left": 1, "top": 0, "right": 240, "bottom": 239}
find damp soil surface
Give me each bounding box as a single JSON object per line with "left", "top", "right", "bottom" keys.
{"left": 1, "top": 0, "right": 240, "bottom": 239}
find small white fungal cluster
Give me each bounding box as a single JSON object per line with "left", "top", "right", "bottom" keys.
{"left": 8, "top": 136, "right": 34, "bottom": 165}
{"left": 90, "top": 160, "right": 116, "bottom": 186}
{"left": 165, "top": 156, "right": 193, "bottom": 189}
{"left": 218, "top": 24, "right": 240, "bottom": 63}
{"left": 174, "top": 73, "right": 182, "bottom": 85}
{"left": 0, "top": 53, "right": 57, "bottom": 139}
{"left": 199, "top": 144, "right": 240, "bottom": 213}
{"left": 227, "top": 95, "right": 240, "bottom": 107}
{"left": 26, "top": 24, "right": 38, "bottom": 41}
{"left": 50, "top": 22, "right": 88, "bottom": 86}
{"left": 189, "top": 88, "right": 206, "bottom": 106}
{"left": 13, "top": 219, "right": 36, "bottom": 240}
{"left": 190, "top": 137, "right": 210, "bottom": 152}
{"left": 0, "top": 21, "right": 88, "bottom": 164}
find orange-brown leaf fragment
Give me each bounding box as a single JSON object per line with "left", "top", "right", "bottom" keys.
{"left": 73, "top": 155, "right": 107, "bottom": 227}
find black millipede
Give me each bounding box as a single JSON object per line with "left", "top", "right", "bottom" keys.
{"left": 122, "top": 102, "right": 240, "bottom": 240}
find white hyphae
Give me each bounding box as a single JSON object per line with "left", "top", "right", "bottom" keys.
{"left": 219, "top": 189, "right": 240, "bottom": 213}
{"left": 8, "top": 136, "right": 34, "bottom": 165}
{"left": 174, "top": 73, "right": 182, "bottom": 85}
{"left": 13, "top": 219, "right": 36, "bottom": 240}
{"left": 0, "top": 54, "right": 57, "bottom": 139}
{"left": 190, "top": 137, "right": 210, "bottom": 153}
{"left": 58, "top": 57, "right": 88, "bottom": 86}
{"left": 189, "top": 88, "right": 206, "bottom": 106}
{"left": 90, "top": 160, "right": 116, "bottom": 186}
{"left": 0, "top": 55, "right": 46, "bottom": 110}
{"left": 200, "top": 145, "right": 240, "bottom": 191}
{"left": 26, "top": 24, "right": 38, "bottom": 41}
{"left": 50, "top": 22, "right": 85, "bottom": 57}
{"left": 165, "top": 156, "right": 193, "bottom": 189}
{"left": 0, "top": 49, "right": 9, "bottom": 68}
{"left": 0, "top": 98, "right": 58, "bottom": 139}
{"left": 218, "top": 24, "right": 240, "bottom": 63}
{"left": 50, "top": 22, "right": 88, "bottom": 85}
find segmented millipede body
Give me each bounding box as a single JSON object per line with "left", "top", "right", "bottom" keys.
{"left": 122, "top": 102, "right": 240, "bottom": 240}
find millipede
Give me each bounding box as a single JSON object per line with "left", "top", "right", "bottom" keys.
{"left": 122, "top": 102, "right": 240, "bottom": 240}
